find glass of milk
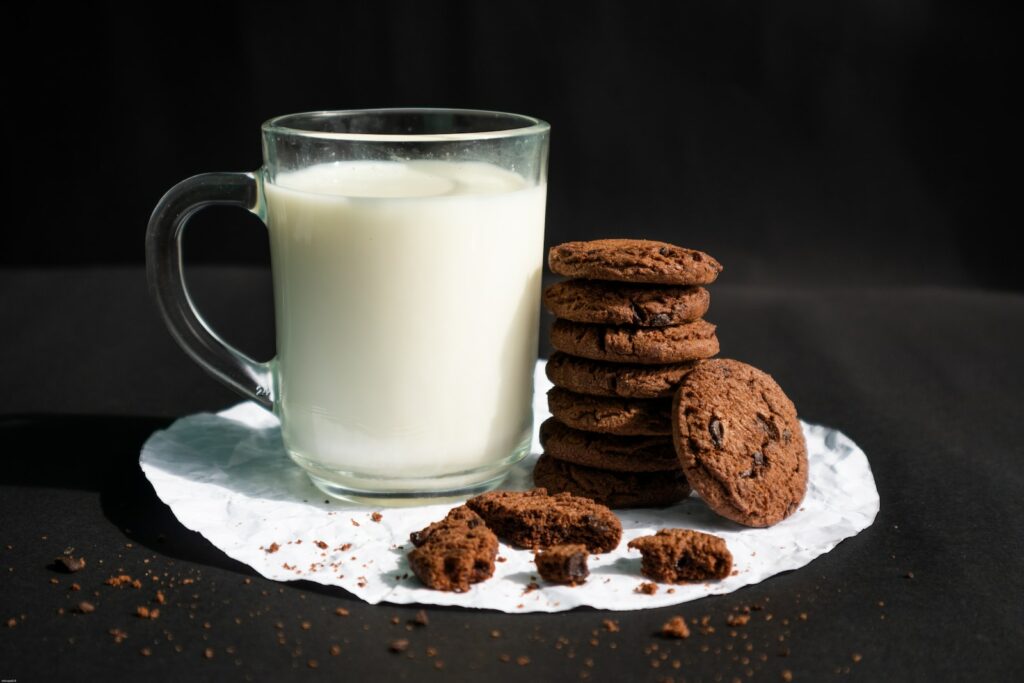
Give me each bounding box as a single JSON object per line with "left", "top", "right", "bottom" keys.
{"left": 147, "top": 109, "right": 549, "bottom": 502}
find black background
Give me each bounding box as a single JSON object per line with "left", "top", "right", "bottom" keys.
{"left": 7, "top": 1, "right": 1019, "bottom": 288}
{"left": 3, "top": 3, "right": 1023, "bottom": 681}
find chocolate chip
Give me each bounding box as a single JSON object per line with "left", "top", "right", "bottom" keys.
{"left": 709, "top": 419, "right": 724, "bottom": 448}
{"left": 567, "top": 555, "right": 588, "bottom": 581}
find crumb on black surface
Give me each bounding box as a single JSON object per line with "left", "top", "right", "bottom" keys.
{"left": 661, "top": 616, "right": 690, "bottom": 639}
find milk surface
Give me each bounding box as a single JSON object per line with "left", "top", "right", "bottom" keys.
{"left": 263, "top": 160, "right": 545, "bottom": 486}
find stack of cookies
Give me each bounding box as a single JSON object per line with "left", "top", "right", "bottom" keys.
{"left": 533, "top": 239, "right": 724, "bottom": 508}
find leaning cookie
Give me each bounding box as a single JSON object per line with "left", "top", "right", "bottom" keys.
{"left": 548, "top": 239, "right": 722, "bottom": 285}
{"left": 540, "top": 418, "right": 679, "bottom": 472}
{"left": 543, "top": 279, "right": 710, "bottom": 327}
{"left": 532, "top": 454, "right": 691, "bottom": 509}
{"left": 673, "top": 359, "right": 808, "bottom": 527}
{"left": 547, "top": 387, "right": 672, "bottom": 435}
{"left": 545, "top": 352, "right": 698, "bottom": 399}
{"left": 551, "top": 319, "right": 719, "bottom": 365}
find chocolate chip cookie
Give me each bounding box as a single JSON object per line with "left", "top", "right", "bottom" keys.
{"left": 627, "top": 528, "right": 733, "bottom": 582}
{"left": 551, "top": 319, "right": 719, "bottom": 365}
{"left": 545, "top": 352, "right": 698, "bottom": 399}
{"left": 407, "top": 506, "right": 498, "bottom": 592}
{"left": 548, "top": 239, "right": 722, "bottom": 285}
{"left": 540, "top": 417, "right": 679, "bottom": 472}
{"left": 543, "top": 279, "right": 710, "bottom": 327}
{"left": 532, "top": 454, "right": 691, "bottom": 509}
{"left": 466, "top": 488, "right": 622, "bottom": 553}
{"left": 672, "top": 359, "right": 808, "bottom": 527}
{"left": 547, "top": 387, "right": 672, "bottom": 435}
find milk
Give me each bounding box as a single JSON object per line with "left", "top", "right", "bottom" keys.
{"left": 263, "top": 160, "right": 546, "bottom": 491}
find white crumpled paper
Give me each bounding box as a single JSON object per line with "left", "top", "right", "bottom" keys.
{"left": 140, "top": 361, "right": 879, "bottom": 613}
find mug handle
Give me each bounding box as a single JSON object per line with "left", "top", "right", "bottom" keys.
{"left": 145, "top": 171, "right": 275, "bottom": 410}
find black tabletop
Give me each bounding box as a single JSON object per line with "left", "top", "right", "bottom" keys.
{"left": 1, "top": 267, "right": 1022, "bottom": 681}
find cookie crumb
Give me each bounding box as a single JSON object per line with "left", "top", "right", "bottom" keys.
{"left": 371, "top": 512, "right": 383, "bottom": 523}
{"left": 490, "top": 629, "right": 502, "bottom": 638}
{"left": 335, "top": 607, "right": 349, "bottom": 616}
{"left": 636, "top": 582, "right": 658, "bottom": 595}
{"left": 781, "top": 670, "right": 793, "bottom": 682}
{"left": 727, "top": 613, "right": 750, "bottom": 627}
{"left": 105, "top": 574, "right": 134, "bottom": 587}
{"left": 203, "top": 647, "right": 214, "bottom": 659}
{"left": 661, "top": 616, "right": 690, "bottom": 639}
{"left": 602, "top": 619, "right": 620, "bottom": 633}
{"left": 389, "top": 639, "right": 409, "bottom": 653}
{"left": 413, "top": 610, "right": 429, "bottom": 626}
{"left": 314, "top": 541, "right": 328, "bottom": 549}
{"left": 140, "top": 647, "right": 152, "bottom": 657}
{"left": 76, "top": 601, "right": 96, "bottom": 614}
{"left": 852, "top": 653, "right": 863, "bottom": 663}
{"left": 307, "top": 659, "right": 318, "bottom": 669}
{"left": 56, "top": 554, "right": 87, "bottom": 573}
{"left": 265, "top": 543, "right": 280, "bottom": 554}
{"left": 517, "top": 655, "right": 531, "bottom": 666}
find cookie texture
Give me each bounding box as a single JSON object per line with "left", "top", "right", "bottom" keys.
{"left": 540, "top": 417, "right": 679, "bottom": 472}
{"left": 547, "top": 387, "right": 672, "bottom": 435}
{"left": 466, "top": 488, "right": 622, "bottom": 553}
{"left": 407, "top": 506, "right": 498, "bottom": 592}
{"left": 409, "top": 505, "right": 487, "bottom": 547}
{"left": 627, "top": 529, "right": 732, "bottom": 583}
{"left": 548, "top": 239, "right": 722, "bottom": 285}
{"left": 551, "top": 319, "right": 719, "bottom": 365}
{"left": 532, "top": 455, "right": 691, "bottom": 509}
{"left": 673, "top": 359, "right": 808, "bottom": 527}
{"left": 543, "top": 280, "right": 710, "bottom": 327}
{"left": 546, "top": 352, "right": 698, "bottom": 399}
{"left": 535, "top": 544, "right": 589, "bottom": 586}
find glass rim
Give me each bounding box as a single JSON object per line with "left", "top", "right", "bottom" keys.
{"left": 261, "top": 108, "right": 549, "bottom": 142}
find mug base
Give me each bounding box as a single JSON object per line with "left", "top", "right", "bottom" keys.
{"left": 290, "top": 433, "right": 532, "bottom": 506}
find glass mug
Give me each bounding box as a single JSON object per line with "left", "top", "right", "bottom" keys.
{"left": 146, "top": 109, "right": 549, "bottom": 502}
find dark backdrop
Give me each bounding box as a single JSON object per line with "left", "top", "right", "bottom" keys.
{"left": 8, "top": 1, "right": 1018, "bottom": 288}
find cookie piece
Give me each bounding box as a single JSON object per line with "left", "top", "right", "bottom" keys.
{"left": 543, "top": 280, "right": 710, "bottom": 327}
{"left": 673, "top": 359, "right": 808, "bottom": 527}
{"left": 548, "top": 239, "right": 722, "bottom": 285}
{"left": 466, "top": 488, "right": 621, "bottom": 553}
{"left": 407, "top": 506, "right": 498, "bottom": 592}
{"left": 551, "top": 319, "right": 719, "bottom": 365}
{"left": 540, "top": 417, "right": 678, "bottom": 471}
{"left": 546, "top": 352, "right": 697, "bottom": 399}
{"left": 535, "top": 544, "right": 589, "bottom": 585}
{"left": 532, "top": 455, "right": 691, "bottom": 509}
{"left": 628, "top": 529, "right": 732, "bottom": 583}
{"left": 548, "top": 387, "right": 672, "bottom": 435}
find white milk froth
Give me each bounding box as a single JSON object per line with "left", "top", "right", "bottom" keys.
{"left": 264, "top": 160, "right": 546, "bottom": 485}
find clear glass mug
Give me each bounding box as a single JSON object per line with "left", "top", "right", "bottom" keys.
{"left": 146, "top": 109, "right": 549, "bottom": 502}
